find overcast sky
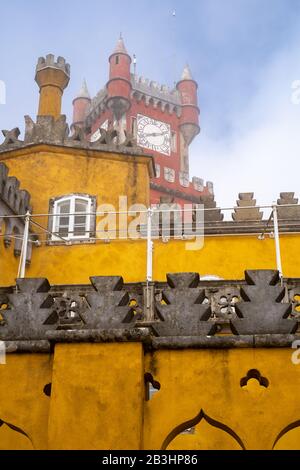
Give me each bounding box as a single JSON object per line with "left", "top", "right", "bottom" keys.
{"left": 1, "top": 0, "right": 300, "bottom": 212}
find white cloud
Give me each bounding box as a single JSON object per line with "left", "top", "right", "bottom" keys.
{"left": 190, "top": 28, "right": 300, "bottom": 218}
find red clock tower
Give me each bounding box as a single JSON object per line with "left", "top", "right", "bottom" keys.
{"left": 72, "top": 36, "right": 214, "bottom": 205}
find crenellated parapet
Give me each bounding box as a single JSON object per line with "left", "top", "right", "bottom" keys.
{"left": 36, "top": 54, "right": 70, "bottom": 77}
{"left": 199, "top": 194, "right": 224, "bottom": 222}
{"left": 35, "top": 54, "right": 70, "bottom": 119}
{"left": 0, "top": 162, "right": 35, "bottom": 260}
{"left": 0, "top": 117, "right": 147, "bottom": 156}
{"left": 277, "top": 192, "right": 300, "bottom": 220}
{"left": 131, "top": 74, "right": 181, "bottom": 117}
{"left": 1, "top": 270, "right": 300, "bottom": 350}
{"left": 232, "top": 193, "right": 263, "bottom": 221}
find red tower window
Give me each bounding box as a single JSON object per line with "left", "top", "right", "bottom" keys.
{"left": 115, "top": 55, "right": 119, "bottom": 65}
{"left": 131, "top": 117, "right": 137, "bottom": 136}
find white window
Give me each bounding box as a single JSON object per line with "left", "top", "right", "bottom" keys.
{"left": 51, "top": 195, "right": 94, "bottom": 241}
{"left": 155, "top": 163, "right": 161, "bottom": 178}
{"left": 164, "top": 167, "right": 175, "bottom": 183}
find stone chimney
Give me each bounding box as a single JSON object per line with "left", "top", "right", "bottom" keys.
{"left": 35, "top": 54, "right": 70, "bottom": 118}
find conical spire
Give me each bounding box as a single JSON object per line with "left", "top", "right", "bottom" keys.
{"left": 113, "top": 33, "right": 128, "bottom": 55}
{"left": 181, "top": 64, "right": 193, "bottom": 80}
{"left": 76, "top": 79, "right": 90, "bottom": 99}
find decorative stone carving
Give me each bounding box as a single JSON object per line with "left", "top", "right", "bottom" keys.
{"left": 91, "top": 128, "right": 117, "bottom": 146}
{"left": 207, "top": 181, "right": 214, "bottom": 195}
{"left": 199, "top": 194, "right": 224, "bottom": 222}
{"left": 277, "top": 192, "right": 300, "bottom": 220}
{"left": 44, "top": 293, "right": 88, "bottom": 329}
{"left": 210, "top": 287, "right": 240, "bottom": 320}
{"left": 68, "top": 124, "right": 86, "bottom": 143}
{"left": 1, "top": 117, "right": 144, "bottom": 154}
{"left": 24, "top": 115, "right": 69, "bottom": 144}
{"left": 153, "top": 273, "right": 216, "bottom": 336}
{"left": 122, "top": 131, "right": 137, "bottom": 148}
{"left": 231, "top": 270, "right": 297, "bottom": 335}
{"left": 0, "top": 274, "right": 299, "bottom": 345}
{"left": 232, "top": 193, "right": 263, "bottom": 221}
{"left": 85, "top": 276, "right": 135, "bottom": 329}
{"left": 0, "top": 279, "right": 54, "bottom": 340}
{"left": 0, "top": 128, "right": 23, "bottom": 149}
{"left": 192, "top": 177, "right": 204, "bottom": 192}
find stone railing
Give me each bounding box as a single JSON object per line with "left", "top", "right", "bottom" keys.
{"left": 0, "top": 270, "right": 300, "bottom": 351}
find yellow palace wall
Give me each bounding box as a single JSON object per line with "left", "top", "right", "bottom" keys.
{"left": 1, "top": 233, "right": 299, "bottom": 287}
{"left": 1, "top": 145, "right": 300, "bottom": 451}
{"left": 1, "top": 346, "right": 300, "bottom": 450}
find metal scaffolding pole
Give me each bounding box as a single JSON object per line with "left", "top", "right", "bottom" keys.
{"left": 272, "top": 205, "right": 283, "bottom": 280}
{"left": 17, "top": 211, "right": 31, "bottom": 279}
{"left": 146, "top": 207, "right": 153, "bottom": 283}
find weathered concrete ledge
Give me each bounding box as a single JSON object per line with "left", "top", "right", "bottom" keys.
{"left": 1, "top": 334, "right": 299, "bottom": 353}
{"left": 4, "top": 340, "right": 51, "bottom": 353}
{"left": 150, "top": 334, "right": 300, "bottom": 350}
{"left": 46, "top": 327, "right": 152, "bottom": 344}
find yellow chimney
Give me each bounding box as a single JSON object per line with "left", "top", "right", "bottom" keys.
{"left": 35, "top": 54, "right": 70, "bottom": 118}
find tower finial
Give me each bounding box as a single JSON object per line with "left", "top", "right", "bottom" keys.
{"left": 76, "top": 78, "right": 90, "bottom": 99}
{"left": 112, "top": 34, "right": 128, "bottom": 55}
{"left": 181, "top": 64, "right": 193, "bottom": 80}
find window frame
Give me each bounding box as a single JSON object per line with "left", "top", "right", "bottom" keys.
{"left": 171, "top": 131, "right": 177, "bottom": 152}
{"left": 131, "top": 116, "right": 137, "bottom": 137}
{"left": 48, "top": 194, "right": 96, "bottom": 244}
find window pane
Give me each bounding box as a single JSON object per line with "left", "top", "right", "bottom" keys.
{"left": 59, "top": 201, "right": 70, "bottom": 214}
{"left": 59, "top": 216, "right": 70, "bottom": 226}
{"left": 74, "top": 215, "right": 86, "bottom": 225}
{"left": 58, "top": 227, "right": 69, "bottom": 237}
{"left": 75, "top": 200, "right": 88, "bottom": 212}
{"left": 54, "top": 200, "right": 71, "bottom": 238}
{"left": 74, "top": 198, "right": 89, "bottom": 237}
{"left": 74, "top": 225, "right": 87, "bottom": 236}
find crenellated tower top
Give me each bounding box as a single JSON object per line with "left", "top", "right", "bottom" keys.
{"left": 35, "top": 54, "right": 70, "bottom": 118}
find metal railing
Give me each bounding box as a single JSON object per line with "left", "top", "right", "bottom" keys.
{"left": 1, "top": 203, "right": 299, "bottom": 282}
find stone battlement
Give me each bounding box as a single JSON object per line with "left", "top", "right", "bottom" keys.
{"left": 0, "top": 117, "right": 150, "bottom": 159}
{"left": 0, "top": 162, "right": 35, "bottom": 260}
{"left": 36, "top": 54, "right": 70, "bottom": 77}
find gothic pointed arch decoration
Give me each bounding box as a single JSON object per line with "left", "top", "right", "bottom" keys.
{"left": 272, "top": 419, "right": 300, "bottom": 450}
{"left": 0, "top": 418, "right": 34, "bottom": 450}
{"left": 161, "top": 409, "right": 245, "bottom": 450}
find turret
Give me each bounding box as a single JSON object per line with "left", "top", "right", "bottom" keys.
{"left": 72, "top": 79, "right": 91, "bottom": 129}
{"left": 35, "top": 54, "right": 70, "bottom": 118}
{"left": 176, "top": 65, "right": 200, "bottom": 145}
{"left": 106, "top": 35, "right": 132, "bottom": 120}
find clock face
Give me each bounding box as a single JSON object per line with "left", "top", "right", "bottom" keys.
{"left": 137, "top": 114, "right": 171, "bottom": 156}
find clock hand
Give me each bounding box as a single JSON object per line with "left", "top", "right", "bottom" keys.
{"left": 144, "top": 131, "right": 169, "bottom": 137}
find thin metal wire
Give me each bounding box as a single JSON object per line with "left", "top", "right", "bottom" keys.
{"left": 0, "top": 203, "right": 298, "bottom": 219}
{"left": 30, "top": 219, "right": 69, "bottom": 244}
